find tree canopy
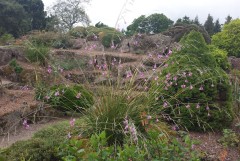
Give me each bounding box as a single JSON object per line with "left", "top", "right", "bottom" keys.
{"left": 204, "top": 14, "right": 214, "bottom": 36}
{"left": 0, "top": 0, "right": 46, "bottom": 37}
{"left": 212, "top": 19, "right": 240, "bottom": 57}
{"left": 52, "top": 0, "right": 90, "bottom": 31}
{"left": 126, "top": 13, "right": 173, "bottom": 36}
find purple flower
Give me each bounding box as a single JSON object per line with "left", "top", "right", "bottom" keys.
{"left": 70, "top": 118, "right": 76, "bottom": 127}
{"left": 76, "top": 92, "right": 81, "bottom": 99}
{"left": 181, "top": 84, "right": 186, "bottom": 88}
{"left": 147, "top": 115, "right": 152, "bottom": 120}
{"left": 47, "top": 66, "right": 52, "bottom": 74}
{"left": 206, "top": 105, "right": 210, "bottom": 110}
{"left": 126, "top": 71, "right": 133, "bottom": 78}
{"left": 67, "top": 132, "right": 71, "bottom": 139}
{"left": 189, "top": 84, "right": 193, "bottom": 90}
{"left": 45, "top": 96, "right": 50, "bottom": 100}
{"left": 199, "top": 85, "right": 204, "bottom": 91}
{"left": 196, "top": 103, "right": 200, "bottom": 109}
{"left": 54, "top": 91, "right": 60, "bottom": 96}
{"left": 188, "top": 72, "right": 193, "bottom": 77}
{"left": 163, "top": 102, "right": 168, "bottom": 108}
{"left": 23, "top": 119, "right": 29, "bottom": 129}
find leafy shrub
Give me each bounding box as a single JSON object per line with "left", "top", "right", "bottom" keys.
{"left": 69, "top": 26, "right": 87, "bottom": 38}
{"left": 57, "top": 130, "right": 200, "bottom": 160}
{"left": 9, "top": 59, "right": 23, "bottom": 74}
{"left": 52, "top": 34, "right": 73, "bottom": 49}
{"left": 0, "top": 121, "right": 72, "bottom": 161}
{"left": 43, "top": 84, "right": 94, "bottom": 112}
{"left": 28, "top": 31, "right": 59, "bottom": 47}
{"left": 208, "top": 45, "right": 230, "bottom": 71}
{"left": 25, "top": 42, "right": 49, "bottom": 66}
{"left": 212, "top": 19, "right": 240, "bottom": 57}
{"left": 218, "top": 129, "right": 240, "bottom": 147}
{"left": 100, "top": 32, "right": 122, "bottom": 48}
{"left": 0, "top": 33, "right": 14, "bottom": 45}
{"left": 149, "top": 31, "right": 234, "bottom": 131}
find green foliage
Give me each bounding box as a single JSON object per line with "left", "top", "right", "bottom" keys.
{"left": 43, "top": 84, "right": 94, "bottom": 112}
{"left": 204, "top": 14, "right": 214, "bottom": 36}
{"left": 100, "top": 32, "right": 122, "bottom": 48}
{"left": 69, "top": 26, "right": 87, "bottom": 38}
{"left": 1, "top": 121, "right": 71, "bottom": 161}
{"left": 126, "top": 13, "right": 173, "bottom": 36}
{"left": 0, "top": 0, "right": 46, "bottom": 37}
{"left": 208, "top": 45, "right": 230, "bottom": 71}
{"left": 212, "top": 19, "right": 240, "bottom": 57}
{"left": 0, "top": 33, "right": 14, "bottom": 45}
{"left": 52, "top": 34, "right": 73, "bottom": 49}
{"left": 213, "top": 19, "right": 221, "bottom": 34}
{"left": 52, "top": 57, "right": 86, "bottom": 71}
{"left": 218, "top": 129, "right": 240, "bottom": 147}
{"left": 9, "top": 59, "right": 23, "bottom": 74}
{"left": 24, "top": 42, "right": 49, "bottom": 66}
{"left": 57, "top": 130, "right": 200, "bottom": 160}
{"left": 28, "top": 31, "right": 59, "bottom": 47}
{"left": 150, "top": 31, "right": 233, "bottom": 131}
{"left": 180, "top": 30, "right": 209, "bottom": 55}
{"left": 52, "top": 0, "right": 90, "bottom": 30}
{"left": 84, "top": 87, "right": 146, "bottom": 145}
{"left": 17, "top": 0, "right": 46, "bottom": 30}
{"left": 0, "top": 0, "right": 30, "bottom": 37}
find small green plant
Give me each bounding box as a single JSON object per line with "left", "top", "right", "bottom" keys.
{"left": 218, "top": 129, "right": 240, "bottom": 147}
{"left": 9, "top": 59, "right": 23, "bottom": 74}
{"left": 0, "top": 33, "right": 14, "bottom": 45}
{"left": 25, "top": 42, "right": 49, "bottom": 66}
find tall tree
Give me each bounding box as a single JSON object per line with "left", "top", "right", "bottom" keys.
{"left": 204, "top": 14, "right": 214, "bottom": 36}
{"left": 0, "top": 0, "right": 30, "bottom": 37}
{"left": 126, "top": 15, "right": 147, "bottom": 35}
{"left": 225, "top": 15, "right": 232, "bottom": 25}
{"left": 126, "top": 13, "right": 173, "bottom": 35}
{"left": 146, "top": 13, "right": 174, "bottom": 34}
{"left": 213, "top": 19, "right": 221, "bottom": 34}
{"left": 193, "top": 16, "right": 201, "bottom": 26}
{"left": 16, "top": 0, "right": 46, "bottom": 30}
{"left": 52, "top": 0, "right": 90, "bottom": 31}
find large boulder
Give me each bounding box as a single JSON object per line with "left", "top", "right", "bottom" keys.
{"left": 120, "top": 33, "right": 180, "bottom": 54}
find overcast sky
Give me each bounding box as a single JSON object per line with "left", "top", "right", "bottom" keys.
{"left": 43, "top": 0, "right": 240, "bottom": 29}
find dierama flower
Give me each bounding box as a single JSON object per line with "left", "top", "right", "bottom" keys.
{"left": 70, "top": 118, "right": 76, "bottom": 127}
{"left": 47, "top": 66, "right": 52, "bottom": 74}
{"left": 196, "top": 103, "right": 200, "bottom": 109}
{"left": 23, "top": 119, "right": 29, "bottom": 129}
{"left": 76, "top": 92, "right": 81, "bottom": 99}
{"left": 126, "top": 71, "right": 133, "bottom": 78}
{"left": 163, "top": 102, "right": 168, "bottom": 108}
{"left": 199, "top": 85, "right": 204, "bottom": 91}
{"left": 181, "top": 84, "right": 186, "bottom": 88}
{"left": 189, "top": 84, "right": 193, "bottom": 90}
{"left": 54, "top": 91, "right": 60, "bottom": 96}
